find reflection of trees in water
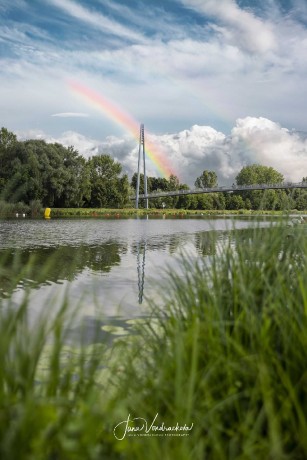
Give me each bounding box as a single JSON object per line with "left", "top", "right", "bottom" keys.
{"left": 195, "top": 231, "right": 218, "bottom": 257}
{"left": 168, "top": 234, "right": 186, "bottom": 254}
{"left": 0, "top": 241, "right": 126, "bottom": 296}
{"left": 194, "top": 227, "right": 271, "bottom": 257}
{"left": 131, "top": 234, "right": 186, "bottom": 255}
{"left": 131, "top": 239, "right": 166, "bottom": 253}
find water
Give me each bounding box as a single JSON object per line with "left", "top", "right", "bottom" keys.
{"left": 0, "top": 216, "right": 274, "bottom": 340}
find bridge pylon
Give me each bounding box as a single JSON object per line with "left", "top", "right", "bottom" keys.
{"left": 135, "top": 123, "right": 148, "bottom": 209}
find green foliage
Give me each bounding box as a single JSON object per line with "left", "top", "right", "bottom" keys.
{"left": 109, "top": 223, "right": 307, "bottom": 459}
{"left": 88, "top": 154, "right": 129, "bottom": 208}
{"left": 0, "top": 126, "right": 17, "bottom": 150}
{"left": 0, "top": 128, "right": 129, "bottom": 209}
{"left": 0, "top": 298, "right": 109, "bottom": 459}
{"left": 225, "top": 193, "right": 245, "bottom": 210}
{"left": 1, "top": 224, "right": 307, "bottom": 458}
{"left": 236, "top": 164, "right": 284, "bottom": 185}
{"left": 0, "top": 200, "right": 30, "bottom": 217}
{"left": 131, "top": 173, "right": 185, "bottom": 208}
{"left": 195, "top": 169, "right": 218, "bottom": 188}
{"left": 230, "top": 164, "right": 295, "bottom": 210}
{"left": 292, "top": 188, "right": 307, "bottom": 211}
{"left": 1, "top": 128, "right": 306, "bottom": 211}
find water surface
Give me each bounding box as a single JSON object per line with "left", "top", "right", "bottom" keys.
{"left": 0, "top": 217, "right": 274, "bottom": 340}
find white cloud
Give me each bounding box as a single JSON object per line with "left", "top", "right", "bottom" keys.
{"left": 229, "top": 117, "right": 307, "bottom": 182}
{"left": 159, "top": 117, "right": 307, "bottom": 184}
{"left": 17, "top": 130, "right": 100, "bottom": 157}
{"left": 181, "top": 0, "right": 277, "bottom": 54}
{"left": 19, "top": 117, "right": 307, "bottom": 186}
{"left": 2, "top": 0, "right": 307, "bottom": 147}
{"left": 52, "top": 112, "right": 89, "bottom": 118}
{"left": 48, "top": 0, "right": 146, "bottom": 44}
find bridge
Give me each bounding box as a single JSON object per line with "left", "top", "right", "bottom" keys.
{"left": 131, "top": 181, "right": 307, "bottom": 202}
{"left": 133, "top": 123, "right": 307, "bottom": 208}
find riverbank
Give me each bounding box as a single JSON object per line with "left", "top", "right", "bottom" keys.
{"left": 0, "top": 199, "right": 306, "bottom": 219}
{"left": 45, "top": 207, "right": 307, "bottom": 218}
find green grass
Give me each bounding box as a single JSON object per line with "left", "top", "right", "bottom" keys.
{"left": 1, "top": 201, "right": 305, "bottom": 218}
{"left": 1, "top": 223, "right": 307, "bottom": 459}
{"left": 46, "top": 207, "right": 306, "bottom": 218}
{"left": 106, "top": 224, "right": 307, "bottom": 459}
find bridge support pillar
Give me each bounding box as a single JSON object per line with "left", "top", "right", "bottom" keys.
{"left": 135, "top": 123, "right": 148, "bottom": 209}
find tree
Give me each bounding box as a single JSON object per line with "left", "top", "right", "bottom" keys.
{"left": 195, "top": 170, "right": 218, "bottom": 189}
{"left": 0, "top": 128, "right": 18, "bottom": 195}
{"left": 235, "top": 164, "right": 284, "bottom": 210}
{"left": 56, "top": 146, "right": 91, "bottom": 207}
{"left": 197, "top": 194, "right": 214, "bottom": 210}
{"left": 236, "top": 164, "right": 284, "bottom": 186}
{"left": 176, "top": 184, "right": 194, "bottom": 209}
{"left": 167, "top": 175, "right": 180, "bottom": 208}
{"left": 88, "top": 155, "right": 129, "bottom": 208}
{"left": 0, "top": 133, "right": 93, "bottom": 207}
{"left": 292, "top": 187, "right": 307, "bottom": 210}
{"left": 168, "top": 174, "right": 180, "bottom": 190}
{"left": 226, "top": 194, "right": 245, "bottom": 210}
{"left": 0, "top": 127, "right": 17, "bottom": 151}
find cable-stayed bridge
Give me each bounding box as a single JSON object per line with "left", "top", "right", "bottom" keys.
{"left": 134, "top": 123, "right": 307, "bottom": 208}
{"left": 131, "top": 181, "right": 307, "bottom": 202}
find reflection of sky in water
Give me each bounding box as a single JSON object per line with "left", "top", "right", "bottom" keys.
{"left": 0, "top": 218, "right": 274, "bottom": 326}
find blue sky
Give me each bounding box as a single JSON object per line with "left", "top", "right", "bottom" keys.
{"left": 1, "top": 0, "right": 307, "bottom": 183}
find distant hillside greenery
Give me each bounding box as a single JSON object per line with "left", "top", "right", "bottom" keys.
{"left": 0, "top": 127, "right": 306, "bottom": 210}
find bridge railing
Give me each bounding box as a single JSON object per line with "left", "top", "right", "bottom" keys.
{"left": 130, "top": 181, "right": 307, "bottom": 200}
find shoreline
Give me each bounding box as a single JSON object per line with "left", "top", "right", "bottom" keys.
{"left": 1, "top": 208, "right": 307, "bottom": 219}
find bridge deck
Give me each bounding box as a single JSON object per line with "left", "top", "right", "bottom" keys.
{"left": 131, "top": 182, "right": 307, "bottom": 200}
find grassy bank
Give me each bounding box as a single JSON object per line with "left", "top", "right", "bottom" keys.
{"left": 0, "top": 201, "right": 305, "bottom": 219}
{"left": 1, "top": 223, "right": 307, "bottom": 459}
{"left": 47, "top": 207, "right": 306, "bottom": 218}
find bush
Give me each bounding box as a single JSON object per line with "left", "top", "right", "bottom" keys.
{"left": 0, "top": 200, "right": 30, "bottom": 217}
{"left": 30, "top": 199, "right": 43, "bottom": 217}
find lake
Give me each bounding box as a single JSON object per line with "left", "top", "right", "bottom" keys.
{"left": 0, "top": 216, "right": 275, "bottom": 341}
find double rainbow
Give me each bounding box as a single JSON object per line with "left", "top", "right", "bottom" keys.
{"left": 69, "top": 81, "right": 174, "bottom": 178}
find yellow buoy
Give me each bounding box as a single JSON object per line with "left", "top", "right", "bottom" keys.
{"left": 44, "top": 208, "right": 51, "bottom": 219}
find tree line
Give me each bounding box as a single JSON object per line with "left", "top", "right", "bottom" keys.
{"left": 0, "top": 127, "right": 129, "bottom": 208}
{"left": 0, "top": 127, "right": 306, "bottom": 210}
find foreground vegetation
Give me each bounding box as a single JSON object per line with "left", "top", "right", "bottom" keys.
{"left": 1, "top": 223, "right": 307, "bottom": 458}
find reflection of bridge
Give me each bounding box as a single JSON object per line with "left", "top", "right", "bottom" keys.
{"left": 137, "top": 240, "right": 146, "bottom": 304}
{"left": 132, "top": 181, "right": 307, "bottom": 202}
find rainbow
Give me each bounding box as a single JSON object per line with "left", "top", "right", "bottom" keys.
{"left": 68, "top": 80, "right": 175, "bottom": 178}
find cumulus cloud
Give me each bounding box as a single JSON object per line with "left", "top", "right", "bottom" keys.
{"left": 157, "top": 117, "right": 307, "bottom": 184}
{"left": 18, "top": 130, "right": 100, "bottom": 157}
{"left": 228, "top": 117, "right": 307, "bottom": 182}
{"left": 19, "top": 117, "right": 307, "bottom": 186}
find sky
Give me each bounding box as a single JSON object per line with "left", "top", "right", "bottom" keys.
{"left": 1, "top": 0, "right": 307, "bottom": 185}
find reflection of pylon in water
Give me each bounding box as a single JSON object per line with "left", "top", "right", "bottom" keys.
{"left": 137, "top": 241, "right": 146, "bottom": 304}
{"left": 135, "top": 124, "right": 148, "bottom": 209}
